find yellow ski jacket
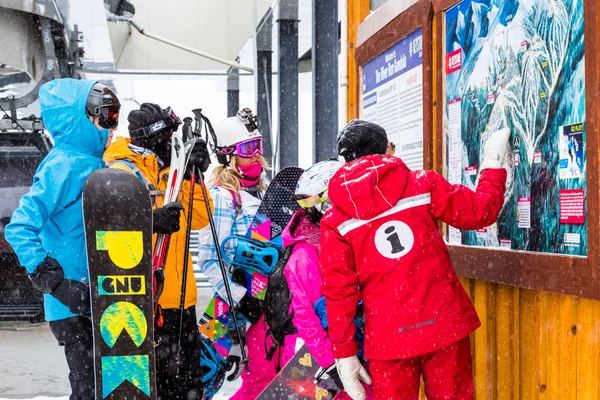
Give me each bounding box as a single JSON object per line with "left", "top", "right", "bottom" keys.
{"left": 104, "top": 137, "right": 213, "bottom": 310}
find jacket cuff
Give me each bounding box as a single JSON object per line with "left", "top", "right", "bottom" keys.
{"left": 479, "top": 167, "right": 507, "bottom": 180}
{"left": 331, "top": 339, "right": 359, "bottom": 359}
{"left": 316, "top": 351, "right": 336, "bottom": 368}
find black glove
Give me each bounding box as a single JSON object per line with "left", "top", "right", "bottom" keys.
{"left": 236, "top": 293, "right": 263, "bottom": 325}
{"left": 152, "top": 202, "right": 184, "bottom": 234}
{"left": 327, "top": 365, "right": 345, "bottom": 391}
{"left": 52, "top": 279, "right": 91, "bottom": 316}
{"left": 30, "top": 256, "right": 64, "bottom": 294}
{"left": 315, "top": 364, "right": 345, "bottom": 391}
{"left": 185, "top": 139, "right": 210, "bottom": 178}
{"left": 231, "top": 268, "right": 264, "bottom": 324}
{"left": 225, "top": 342, "right": 247, "bottom": 382}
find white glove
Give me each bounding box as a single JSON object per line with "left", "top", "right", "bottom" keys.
{"left": 335, "top": 356, "right": 372, "bottom": 400}
{"left": 479, "top": 128, "right": 511, "bottom": 171}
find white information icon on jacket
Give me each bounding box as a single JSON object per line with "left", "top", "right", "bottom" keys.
{"left": 374, "top": 220, "right": 414, "bottom": 259}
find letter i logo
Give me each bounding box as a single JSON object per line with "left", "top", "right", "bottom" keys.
{"left": 374, "top": 221, "right": 414, "bottom": 259}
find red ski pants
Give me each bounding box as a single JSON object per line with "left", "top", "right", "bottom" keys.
{"left": 369, "top": 336, "right": 473, "bottom": 400}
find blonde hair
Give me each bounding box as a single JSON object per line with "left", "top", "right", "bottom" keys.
{"left": 211, "top": 155, "right": 271, "bottom": 193}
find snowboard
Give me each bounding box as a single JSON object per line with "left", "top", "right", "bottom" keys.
{"left": 198, "top": 166, "right": 304, "bottom": 358}
{"left": 83, "top": 169, "right": 156, "bottom": 400}
{"left": 247, "top": 166, "right": 305, "bottom": 247}
{"left": 256, "top": 344, "right": 341, "bottom": 400}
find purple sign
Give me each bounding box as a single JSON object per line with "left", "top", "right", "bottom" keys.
{"left": 362, "top": 28, "right": 423, "bottom": 94}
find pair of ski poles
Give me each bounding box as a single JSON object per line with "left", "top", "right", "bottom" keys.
{"left": 175, "top": 122, "right": 248, "bottom": 379}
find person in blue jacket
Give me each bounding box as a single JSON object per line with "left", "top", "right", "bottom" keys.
{"left": 5, "top": 78, "right": 120, "bottom": 400}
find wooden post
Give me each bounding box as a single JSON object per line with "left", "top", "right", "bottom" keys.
{"left": 346, "top": 0, "right": 369, "bottom": 122}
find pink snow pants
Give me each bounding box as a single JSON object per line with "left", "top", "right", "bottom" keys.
{"left": 230, "top": 315, "right": 278, "bottom": 399}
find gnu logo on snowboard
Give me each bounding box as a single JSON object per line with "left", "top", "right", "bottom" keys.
{"left": 374, "top": 221, "right": 414, "bottom": 259}
{"left": 98, "top": 275, "right": 146, "bottom": 295}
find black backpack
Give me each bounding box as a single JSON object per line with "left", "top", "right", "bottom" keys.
{"left": 263, "top": 244, "right": 297, "bottom": 370}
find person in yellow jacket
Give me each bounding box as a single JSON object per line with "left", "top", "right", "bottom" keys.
{"left": 104, "top": 103, "right": 212, "bottom": 400}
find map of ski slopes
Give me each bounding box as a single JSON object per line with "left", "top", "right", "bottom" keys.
{"left": 444, "top": 0, "right": 586, "bottom": 255}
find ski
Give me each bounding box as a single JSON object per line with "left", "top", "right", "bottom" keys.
{"left": 151, "top": 131, "right": 195, "bottom": 299}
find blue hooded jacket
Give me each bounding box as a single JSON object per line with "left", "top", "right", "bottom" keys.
{"left": 5, "top": 78, "right": 110, "bottom": 321}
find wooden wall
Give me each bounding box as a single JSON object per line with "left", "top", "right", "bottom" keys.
{"left": 458, "top": 278, "right": 600, "bottom": 399}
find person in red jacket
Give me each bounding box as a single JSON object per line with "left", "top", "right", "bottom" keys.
{"left": 320, "top": 119, "right": 510, "bottom": 400}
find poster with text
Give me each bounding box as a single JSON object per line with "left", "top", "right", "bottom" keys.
{"left": 444, "top": 0, "right": 587, "bottom": 255}
{"left": 361, "top": 29, "right": 424, "bottom": 170}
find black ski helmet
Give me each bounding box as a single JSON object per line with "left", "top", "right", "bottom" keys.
{"left": 85, "top": 83, "right": 121, "bottom": 129}
{"left": 337, "top": 119, "right": 388, "bottom": 162}
{"left": 127, "top": 103, "right": 182, "bottom": 149}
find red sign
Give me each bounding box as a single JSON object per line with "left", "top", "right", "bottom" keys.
{"left": 560, "top": 189, "right": 585, "bottom": 224}
{"left": 446, "top": 49, "right": 462, "bottom": 75}
{"left": 464, "top": 166, "right": 478, "bottom": 176}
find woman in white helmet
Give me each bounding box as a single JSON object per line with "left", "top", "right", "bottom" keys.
{"left": 196, "top": 108, "right": 275, "bottom": 399}
{"left": 277, "top": 159, "right": 374, "bottom": 399}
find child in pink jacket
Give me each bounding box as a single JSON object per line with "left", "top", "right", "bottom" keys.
{"left": 280, "top": 160, "right": 373, "bottom": 399}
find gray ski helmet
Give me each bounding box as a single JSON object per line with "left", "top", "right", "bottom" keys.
{"left": 337, "top": 119, "right": 388, "bottom": 162}
{"left": 85, "top": 83, "right": 121, "bottom": 129}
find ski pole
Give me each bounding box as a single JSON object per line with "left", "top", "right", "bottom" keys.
{"left": 197, "top": 167, "right": 249, "bottom": 371}
{"left": 176, "top": 164, "right": 197, "bottom": 378}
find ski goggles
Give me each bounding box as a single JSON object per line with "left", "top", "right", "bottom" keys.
{"left": 128, "top": 108, "right": 182, "bottom": 141}
{"left": 98, "top": 105, "right": 121, "bottom": 130}
{"left": 220, "top": 137, "right": 263, "bottom": 158}
{"left": 293, "top": 190, "right": 330, "bottom": 209}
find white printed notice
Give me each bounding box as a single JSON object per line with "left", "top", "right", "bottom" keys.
{"left": 447, "top": 98, "right": 463, "bottom": 244}
{"left": 518, "top": 197, "right": 531, "bottom": 229}
{"left": 361, "top": 29, "right": 424, "bottom": 170}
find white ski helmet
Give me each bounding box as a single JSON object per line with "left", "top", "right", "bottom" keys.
{"left": 212, "top": 108, "right": 262, "bottom": 164}
{"left": 295, "top": 159, "right": 344, "bottom": 213}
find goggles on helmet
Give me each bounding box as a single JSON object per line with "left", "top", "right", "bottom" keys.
{"left": 293, "top": 190, "right": 330, "bottom": 209}
{"left": 101, "top": 106, "right": 120, "bottom": 130}
{"left": 128, "top": 108, "right": 182, "bottom": 139}
{"left": 220, "top": 137, "right": 263, "bottom": 158}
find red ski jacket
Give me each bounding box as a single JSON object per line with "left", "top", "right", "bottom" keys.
{"left": 320, "top": 155, "right": 506, "bottom": 360}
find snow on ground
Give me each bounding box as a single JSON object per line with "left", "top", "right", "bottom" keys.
{"left": 0, "top": 288, "right": 239, "bottom": 399}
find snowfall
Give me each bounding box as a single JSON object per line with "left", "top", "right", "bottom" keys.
{"left": 0, "top": 288, "right": 239, "bottom": 400}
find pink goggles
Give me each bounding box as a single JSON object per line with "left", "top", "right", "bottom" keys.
{"left": 220, "top": 137, "right": 263, "bottom": 158}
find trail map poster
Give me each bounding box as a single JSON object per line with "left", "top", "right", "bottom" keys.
{"left": 444, "top": 0, "right": 587, "bottom": 255}
{"left": 361, "top": 29, "right": 424, "bottom": 170}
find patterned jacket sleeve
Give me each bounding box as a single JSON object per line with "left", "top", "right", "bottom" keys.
{"left": 196, "top": 188, "right": 247, "bottom": 305}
